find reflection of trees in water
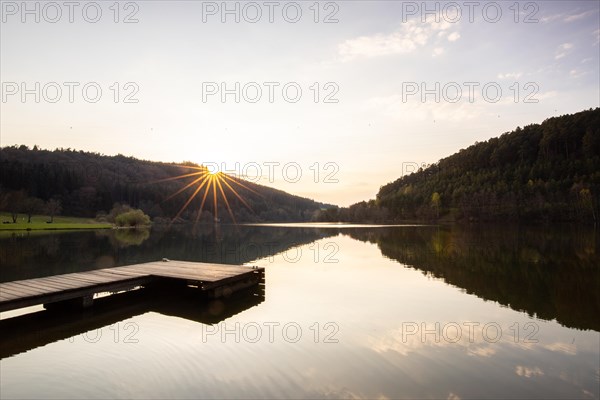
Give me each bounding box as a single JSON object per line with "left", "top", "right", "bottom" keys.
{"left": 38, "top": 235, "right": 60, "bottom": 257}
{"left": 0, "top": 231, "right": 116, "bottom": 282}
{"left": 344, "top": 225, "right": 600, "bottom": 332}
{"left": 0, "top": 225, "right": 337, "bottom": 282}
{"left": 115, "top": 225, "right": 337, "bottom": 267}
{"left": 5, "top": 224, "right": 593, "bottom": 330}
{"left": 112, "top": 228, "right": 151, "bottom": 247}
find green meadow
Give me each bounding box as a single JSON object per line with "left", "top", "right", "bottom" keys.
{"left": 0, "top": 212, "right": 112, "bottom": 231}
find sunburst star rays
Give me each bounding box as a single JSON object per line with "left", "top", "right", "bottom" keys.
{"left": 153, "top": 164, "right": 261, "bottom": 226}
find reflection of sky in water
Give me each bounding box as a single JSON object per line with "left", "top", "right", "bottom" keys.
{"left": 1, "top": 233, "right": 598, "bottom": 399}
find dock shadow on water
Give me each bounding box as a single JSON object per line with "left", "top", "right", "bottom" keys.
{"left": 0, "top": 284, "right": 265, "bottom": 360}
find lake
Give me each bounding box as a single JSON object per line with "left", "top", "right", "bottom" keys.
{"left": 0, "top": 224, "right": 598, "bottom": 399}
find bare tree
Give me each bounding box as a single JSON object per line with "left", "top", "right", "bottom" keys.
{"left": 23, "top": 197, "right": 44, "bottom": 223}
{"left": 2, "top": 191, "right": 26, "bottom": 223}
{"left": 46, "top": 198, "right": 62, "bottom": 223}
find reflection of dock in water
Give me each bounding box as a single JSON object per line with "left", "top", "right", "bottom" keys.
{"left": 0, "top": 260, "right": 265, "bottom": 312}
{"left": 0, "top": 282, "right": 265, "bottom": 359}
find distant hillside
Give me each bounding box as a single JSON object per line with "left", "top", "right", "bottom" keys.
{"left": 0, "top": 147, "right": 331, "bottom": 223}
{"left": 320, "top": 108, "right": 600, "bottom": 222}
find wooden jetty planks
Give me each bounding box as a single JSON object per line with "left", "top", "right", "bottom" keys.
{"left": 124, "top": 261, "right": 255, "bottom": 282}
{"left": 0, "top": 260, "right": 264, "bottom": 313}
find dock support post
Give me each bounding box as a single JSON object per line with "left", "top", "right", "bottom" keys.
{"left": 44, "top": 295, "right": 94, "bottom": 310}
{"left": 81, "top": 295, "right": 94, "bottom": 308}
{"left": 204, "top": 270, "right": 264, "bottom": 298}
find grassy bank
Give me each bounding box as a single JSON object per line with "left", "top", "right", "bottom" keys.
{"left": 0, "top": 212, "right": 112, "bottom": 230}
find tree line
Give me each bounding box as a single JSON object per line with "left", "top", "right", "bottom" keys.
{"left": 0, "top": 146, "right": 330, "bottom": 223}
{"left": 318, "top": 108, "right": 600, "bottom": 223}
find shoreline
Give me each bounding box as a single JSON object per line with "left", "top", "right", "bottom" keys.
{"left": 0, "top": 223, "right": 113, "bottom": 231}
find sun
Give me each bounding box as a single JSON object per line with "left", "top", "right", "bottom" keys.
{"left": 207, "top": 164, "right": 220, "bottom": 175}
{"left": 150, "top": 163, "right": 259, "bottom": 225}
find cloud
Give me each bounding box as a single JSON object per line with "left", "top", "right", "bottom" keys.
{"left": 540, "top": 13, "right": 564, "bottom": 23}
{"left": 497, "top": 72, "right": 523, "bottom": 80}
{"left": 364, "top": 93, "right": 483, "bottom": 123}
{"left": 569, "top": 69, "right": 586, "bottom": 79}
{"left": 542, "top": 341, "right": 577, "bottom": 355}
{"left": 515, "top": 366, "right": 544, "bottom": 378}
{"left": 541, "top": 9, "right": 598, "bottom": 23}
{"left": 447, "top": 32, "right": 461, "bottom": 42}
{"left": 432, "top": 47, "right": 445, "bottom": 57}
{"left": 555, "top": 43, "right": 573, "bottom": 60}
{"left": 493, "top": 90, "right": 556, "bottom": 106}
{"left": 467, "top": 346, "right": 496, "bottom": 357}
{"left": 338, "top": 20, "right": 457, "bottom": 61}
{"left": 564, "top": 10, "right": 597, "bottom": 22}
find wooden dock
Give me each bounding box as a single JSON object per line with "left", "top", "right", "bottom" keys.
{"left": 0, "top": 260, "right": 265, "bottom": 313}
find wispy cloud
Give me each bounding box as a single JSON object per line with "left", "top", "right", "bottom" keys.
{"left": 363, "top": 94, "right": 484, "bottom": 123}
{"left": 542, "top": 341, "right": 577, "bottom": 355}
{"left": 540, "top": 13, "right": 563, "bottom": 23}
{"left": 447, "top": 32, "right": 461, "bottom": 42}
{"left": 570, "top": 69, "right": 586, "bottom": 79}
{"left": 432, "top": 47, "right": 445, "bottom": 57}
{"left": 541, "top": 8, "right": 598, "bottom": 23}
{"left": 564, "top": 9, "right": 597, "bottom": 22}
{"left": 497, "top": 72, "right": 523, "bottom": 80}
{"left": 515, "top": 366, "right": 544, "bottom": 378}
{"left": 468, "top": 346, "right": 496, "bottom": 357}
{"left": 555, "top": 43, "right": 573, "bottom": 60}
{"left": 338, "top": 20, "right": 457, "bottom": 61}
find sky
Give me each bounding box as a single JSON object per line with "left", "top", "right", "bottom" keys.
{"left": 1, "top": 0, "right": 599, "bottom": 207}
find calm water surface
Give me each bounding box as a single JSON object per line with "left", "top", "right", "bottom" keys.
{"left": 0, "top": 224, "right": 598, "bottom": 399}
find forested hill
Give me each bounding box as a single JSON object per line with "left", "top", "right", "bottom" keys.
{"left": 0, "top": 147, "right": 330, "bottom": 222}
{"left": 321, "top": 108, "right": 600, "bottom": 222}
